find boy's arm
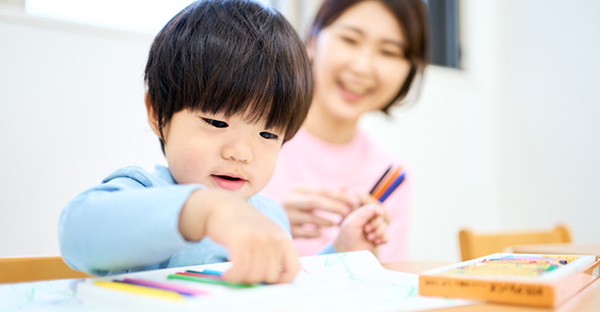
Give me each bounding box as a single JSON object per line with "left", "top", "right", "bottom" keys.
{"left": 58, "top": 178, "right": 201, "bottom": 275}
{"left": 60, "top": 176, "right": 301, "bottom": 283}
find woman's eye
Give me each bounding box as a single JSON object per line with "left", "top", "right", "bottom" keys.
{"left": 341, "top": 36, "right": 357, "bottom": 45}
{"left": 259, "top": 132, "right": 279, "bottom": 140}
{"left": 202, "top": 118, "right": 228, "bottom": 128}
{"left": 382, "top": 49, "right": 402, "bottom": 58}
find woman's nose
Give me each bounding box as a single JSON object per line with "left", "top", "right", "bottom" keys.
{"left": 349, "top": 46, "right": 375, "bottom": 75}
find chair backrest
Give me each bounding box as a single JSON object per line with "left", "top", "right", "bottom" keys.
{"left": 0, "top": 256, "right": 93, "bottom": 284}
{"left": 459, "top": 225, "right": 572, "bottom": 261}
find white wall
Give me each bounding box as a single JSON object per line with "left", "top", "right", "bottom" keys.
{"left": 494, "top": 0, "right": 600, "bottom": 244}
{"left": 0, "top": 6, "right": 164, "bottom": 257}
{"left": 1, "top": 0, "right": 599, "bottom": 261}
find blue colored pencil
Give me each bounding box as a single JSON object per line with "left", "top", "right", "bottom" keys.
{"left": 378, "top": 172, "right": 405, "bottom": 202}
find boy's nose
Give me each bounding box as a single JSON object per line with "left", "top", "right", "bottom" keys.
{"left": 222, "top": 141, "right": 253, "bottom": 163}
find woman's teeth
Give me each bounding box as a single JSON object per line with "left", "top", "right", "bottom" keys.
{"left": 341, "top": 81, "right": 368, "bottom": 95}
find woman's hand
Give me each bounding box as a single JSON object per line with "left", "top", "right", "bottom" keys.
{"left": 333, "top": 203, "right": 388, "bottom": 254}
{"left": 281, "top": 186, "right": 361, "bottom": 239}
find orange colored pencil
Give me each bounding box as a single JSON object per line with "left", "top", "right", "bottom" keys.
{"left": 372, "top": 166, "right": 402, "bottom": 199}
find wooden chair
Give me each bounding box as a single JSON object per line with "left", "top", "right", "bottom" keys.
{"left": 459, "top": 224, "right": 572, "bottom": 261}
{"left": 0, "top": 256, "right": 93, "bottom": 284}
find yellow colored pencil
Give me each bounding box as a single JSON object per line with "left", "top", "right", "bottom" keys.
{"left": 93, "top": 280, "right": 185, "bottom": 302}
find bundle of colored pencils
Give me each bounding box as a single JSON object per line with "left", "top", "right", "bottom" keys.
{"left": 369, "top": 165, "right": 405, "bottom": 202}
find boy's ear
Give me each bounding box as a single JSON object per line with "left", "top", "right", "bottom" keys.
{"left": 145, "top": 92, "right": 161, "bottom": 136}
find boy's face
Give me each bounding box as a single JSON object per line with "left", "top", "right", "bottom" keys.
{"left": 148, "top": 104, "right": 284, "bottom": 200}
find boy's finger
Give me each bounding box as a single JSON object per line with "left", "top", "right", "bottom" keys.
{"left": 222, "top": 248, "right": 248, "bottom": 283}
{"left": 279, "top": 247, "right": 300, "bottom": 283}
{"left": 244, "top": 250, "right": 264, "bottom": 284}
{"left": 263, "top": 251, "right": 280, "bottom": 284}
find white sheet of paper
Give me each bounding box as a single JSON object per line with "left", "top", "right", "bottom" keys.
{"left": 75, "top": 250, "right": 477, "bottom": 312}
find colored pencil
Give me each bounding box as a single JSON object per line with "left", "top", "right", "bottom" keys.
{"left": 93, "top": 280, "right": 184, "bottom": 301}
{"left": 378, "top": 172, "right": 405, "bottom": 202}
{"left": 369, "top": 165, "right": 392, "bottom": 194}
{"left": 372, "top": 166, "right": 402, "bottom": 199}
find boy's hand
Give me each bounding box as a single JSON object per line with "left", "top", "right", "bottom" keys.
{"left": 332, "top": 203, "right": 388, "bottom": 254}
{"left": 281, "top": 186, "right": 361, "bottom": 238}
{"left": 178, "top": 189, "right": 300, "bottom": 284}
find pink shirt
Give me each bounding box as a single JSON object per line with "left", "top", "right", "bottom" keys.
{"left": 262, "top": 128, "right": 412, "bottom": 262}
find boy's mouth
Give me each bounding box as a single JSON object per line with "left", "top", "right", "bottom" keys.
{"left": 212, "top": 174, "right": 245, "bottom": 191}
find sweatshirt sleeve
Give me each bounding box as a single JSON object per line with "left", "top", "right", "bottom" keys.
{"left": 58, "top": 175, "right": 202, "bottom": 275}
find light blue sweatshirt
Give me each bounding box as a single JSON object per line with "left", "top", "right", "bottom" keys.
{"left": 58, "top": 165, "right": 292, "bottom": 276}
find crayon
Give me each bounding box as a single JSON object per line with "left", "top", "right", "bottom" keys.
{"left": 179, "top": 272, "right": 223, "bottom": 279}
{"left": 168, "top": 273, "right": 259, "bottom": 288}
{"left": 118, "top": 278, "right": 208, "bottom": 296}
{"left": 186, "top": 269, "right": 223, "bottom": 276}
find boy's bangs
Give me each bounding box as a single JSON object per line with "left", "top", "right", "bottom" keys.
{"left": 145, "top": 0, "right": 312, "bottom": 145}
{"left": 192, "top": 60, "right": 291, "bottom": 134}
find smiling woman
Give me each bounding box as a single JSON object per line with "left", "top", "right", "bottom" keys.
{"left": 262, "top": 0, "right": 429, "bottom": 263}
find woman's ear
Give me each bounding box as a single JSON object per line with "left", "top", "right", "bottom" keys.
{"left": 145, "top": 92, "right": 161, "bottom": 136}
{"left": 306, "top": 36, "right": 317, "bottom": 62}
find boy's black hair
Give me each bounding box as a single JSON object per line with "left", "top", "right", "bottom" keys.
{"left": 145, "top": 0, "right": 313, "bottom": 151}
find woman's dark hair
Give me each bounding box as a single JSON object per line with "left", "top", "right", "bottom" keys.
{"left": 310, "top": 0, "right": 429, "bottom": 113}
{"left": 145, "top": 0, "right": 313, "bottom": 151}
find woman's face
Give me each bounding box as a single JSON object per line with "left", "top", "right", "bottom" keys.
{"left": 309, "top": 1, "right": 411, "bottom": 123}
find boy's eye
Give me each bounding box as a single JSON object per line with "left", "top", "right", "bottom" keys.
{"left": 202, "top": 118, "right": 228, "bottom": 128}
{"left": 259, "top": 132, "right": 279, "bottom": 140}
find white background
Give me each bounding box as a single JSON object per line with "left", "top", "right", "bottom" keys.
{"left": 1, "top": 0, "right": 599, "bottom": 262}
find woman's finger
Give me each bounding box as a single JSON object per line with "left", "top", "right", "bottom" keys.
{"left": 291, "top": 227, "right": 321, "bottom": 238}
{"left": 291, "top": 187, "right": 360, "bottom": 210}
{"left": 286, "top": 209, "right": 334, "bottom": 227}
{"left": 365, "top": 215, "right": 385, "bottom": 233}
{"left": 283, "top": 192, "right": 351, "bottom": 216}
